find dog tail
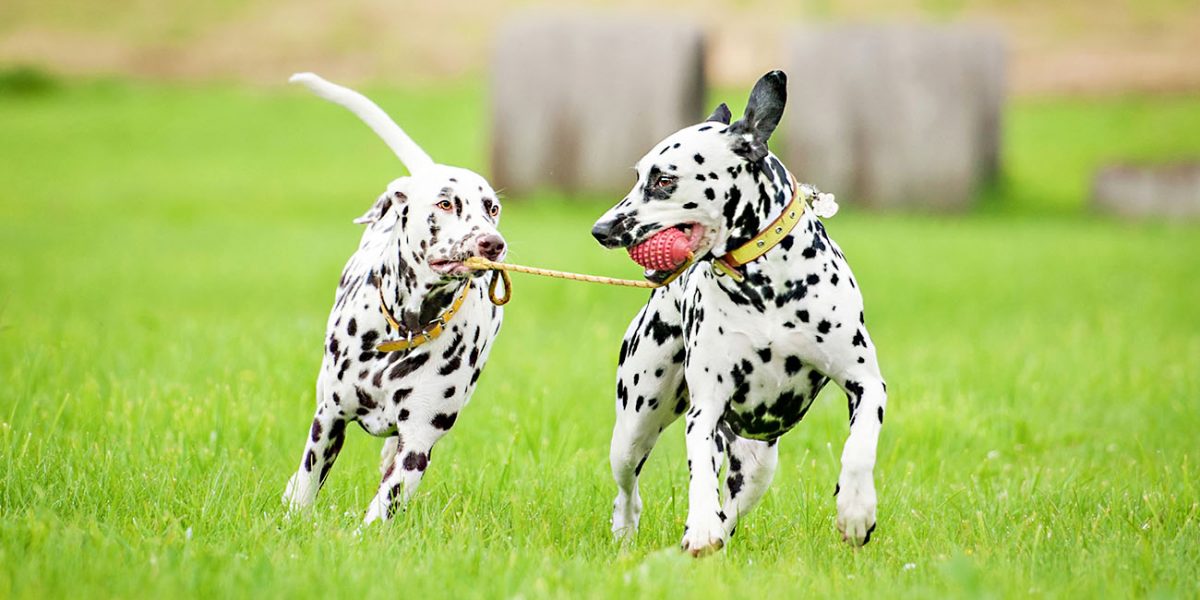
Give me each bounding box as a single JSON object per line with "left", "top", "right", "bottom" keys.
{"left": 289, "top": 72, "right": 435, "bottom": 176}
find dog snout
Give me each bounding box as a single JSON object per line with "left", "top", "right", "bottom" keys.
{"left": 592, "top": 215, "right": 630, "bottom": 248}
{"left": 476, "top": 234, "right": 506, "bottom": 261}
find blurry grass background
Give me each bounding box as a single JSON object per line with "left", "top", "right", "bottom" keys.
{"left": 0, "top": 72, "right": 1198, "bottom": 597}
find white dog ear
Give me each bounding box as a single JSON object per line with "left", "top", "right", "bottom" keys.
{"left": 354, "top": 181, "right": 409, "bottom": 225}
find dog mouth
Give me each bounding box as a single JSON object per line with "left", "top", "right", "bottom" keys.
{"left": 428, "top": 257, "right": 473, "bottom": 277}
{"left": 630, "top": 222, "right": 709, "bottom": 283}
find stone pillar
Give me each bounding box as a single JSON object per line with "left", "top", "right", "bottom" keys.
{"left": 785, "top": 25, "right": 1006, "bottom": 210}
{"left": 1092, "top": 163, "right": 1200, "bottom": 219}
{"left": 490, "top": 13, "right": 706, "bottom": 196}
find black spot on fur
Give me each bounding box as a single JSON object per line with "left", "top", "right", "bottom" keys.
{"left": 784, "top": 355, "right": 803, "bottom": 376}
{"left": 844, "top": 380, "right": 865, "bottom": 423}
{"left": 852, "top": 329, "right": 867, "bottom": 347}
{"left": 635, "top": 454, "right": 649, "bottom": 476}
{"left": 360, "top": 330, "right": 379, "bottom": 350}
{"left": 402, "top": 452, "right": 428, "bottom": 471}
{"left": 355, "top": 386, "right": 377, "bottom": 409}
{"left": 727, "top": 473, "right": 744, "bottom": 498}
{"left": 388, "top": 352, "right": 430, "bottom": 380}
{"left": 431, "top": 412, "right": 458, "bottom": 430}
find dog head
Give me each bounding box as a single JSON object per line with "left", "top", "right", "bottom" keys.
{"left": 591, "top": 70, "right": 788, "bottom": 282}
{"left": 356, "top": 166, "right": 505, "bottom": 283}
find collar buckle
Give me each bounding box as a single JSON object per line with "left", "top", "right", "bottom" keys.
{"left": 711, "top": 259, "right": 745, "bottom": 282}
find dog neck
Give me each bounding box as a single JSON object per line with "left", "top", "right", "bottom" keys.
{"left": 712, "top": 156, "right": 797, "bottom": 259}
{"left": 373, "top": 229, "right": 467, "bottom": 334}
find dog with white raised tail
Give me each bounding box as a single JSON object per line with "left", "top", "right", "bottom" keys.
{"left": 281, "top": 73, "right": 505, "bottom": 524}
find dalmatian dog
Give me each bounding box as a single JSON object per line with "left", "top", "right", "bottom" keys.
{"left": 591, "top": 71, "right": 887, "bottom": 555}
{"left": 281, "top": 73, "right": 505, "bottom": 524}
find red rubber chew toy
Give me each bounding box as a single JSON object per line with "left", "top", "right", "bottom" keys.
{"left": 629, "top": 228, "right": 692, "bottom": 272}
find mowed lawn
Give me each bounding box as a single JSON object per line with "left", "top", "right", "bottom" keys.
{"left": 1, "top": 79, "right": 1198, "bottom": 598}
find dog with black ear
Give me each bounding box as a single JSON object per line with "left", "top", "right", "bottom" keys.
{"left": 592, "top": 70, "right": 885, "bottom": 555}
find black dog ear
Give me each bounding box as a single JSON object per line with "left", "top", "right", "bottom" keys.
{"left": 706, "top": 103, "right": 731, "bottom": 124}
{"left": 729, "top": 70, "right": 787, "bottom": 162}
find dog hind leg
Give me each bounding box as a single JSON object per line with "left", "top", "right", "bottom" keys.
{"left": 610, "top": 387, "right": 686, "bottom": 539}
{"left": 283, "top": 379, "right": 348, "bottom": 512}
{"left": 379, "top": 436, "right": 400, "bottom": 477}
{"left": 609, "top": 291, "right": 687, "bottom": 539}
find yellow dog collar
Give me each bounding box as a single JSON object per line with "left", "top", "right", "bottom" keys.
{"left": 376, "top": 281, "right": 471, "bottom": 353}
{"left": 712, "top": 174, "right": 806, "bottom": 282}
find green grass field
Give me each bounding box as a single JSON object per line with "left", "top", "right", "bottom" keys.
{"left": 1, "top": 78, "right": 1198, "bottom": 598}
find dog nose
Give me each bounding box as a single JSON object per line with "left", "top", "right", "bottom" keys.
{"left": 592, "top": 219, "right": 622, "bottom": 247}
{"left": 477, "top": 234, "right": 506, "bottom": 261}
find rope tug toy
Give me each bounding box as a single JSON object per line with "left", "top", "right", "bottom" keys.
{"left": 465, "top": 254, "right": 673, "bottom": 305}
{"left": 465, "top": 226, "right": 700, "bottom": 305}
{"left": 468, "top": 182, "right": 837, "bottom": 306}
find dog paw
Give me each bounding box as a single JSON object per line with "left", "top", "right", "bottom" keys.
{"left": 680, "top": 521, "right": 726, "bottom": 557}
{"left": 612, "top": 524, "right": 638, "bottom": 542}
{"left": 611, "top": 493, "right": 642, "bottom": 540}
{"left": 362, "top": 498, "right": 387, "bottom": 526}
{"left": 281, "top": 473, "right": 311, "bottom": 512}
{"left": 835, "top": 472, "right": 877, "bottom": 547}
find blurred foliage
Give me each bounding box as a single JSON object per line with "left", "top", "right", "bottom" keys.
{"left": 0, "top": 65, "right": 58, "bottom": 97}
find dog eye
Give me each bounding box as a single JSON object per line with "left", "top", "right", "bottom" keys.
{"left": 488, "top": 203, "right": 501, "bottom": 217}
{"left": 654, "top": 175, "right": 677, "bottom": 189}
{"left": 436, "top": 199, "right": 454, "bottom": 212}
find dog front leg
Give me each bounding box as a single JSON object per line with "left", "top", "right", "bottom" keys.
{"left": 608, "top": 290, "right": 687, "bottom": 539}
{"left": 680, "top": 402, "right": 727, "bottom": 557}
{"left": 282, "top": 404, "right": 347, "bottom": 512}
{"left": 720, "top": 431, "right": 779, "bottom": 539}
{"left": 835, "top": 374, "right": 886, "bottom": 546}
{"left": 610, "top": 396, "right": 683, "bottom": 539}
